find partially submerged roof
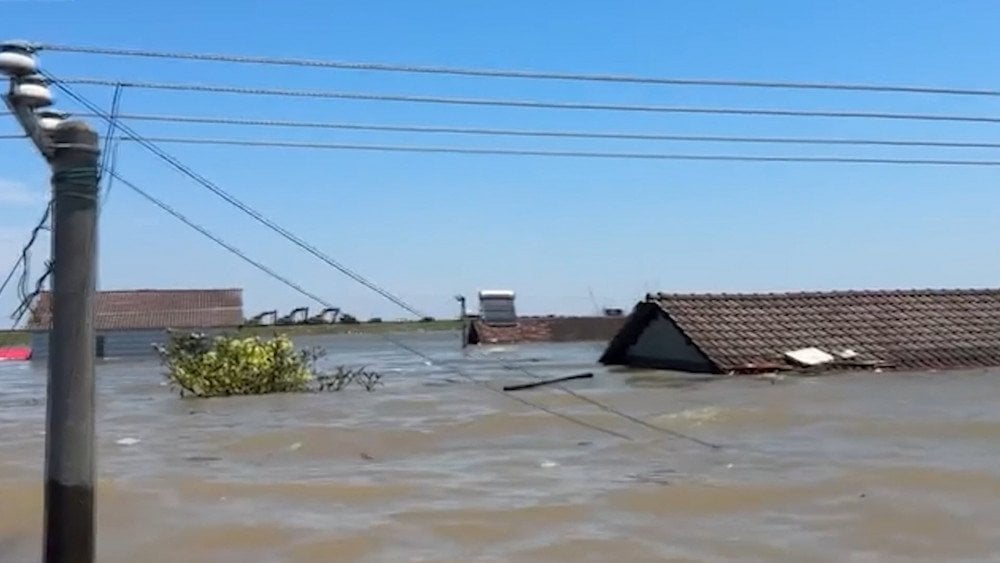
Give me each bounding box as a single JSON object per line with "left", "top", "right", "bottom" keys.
{"left": 468, "top": 316, "right": 625, "bottom": 345}
{"left": 600, "top": 288, "right": 1000, "bottom": 372}
{"left": 28, "top": 288, "right": 244, "bottom": 331}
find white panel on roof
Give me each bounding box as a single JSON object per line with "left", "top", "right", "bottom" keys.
{"left": 784, "top": 347, "right": 835, "bottom": 366}
{"left": 479, "top": 290, "right": 515, "bottom": 298}
{"left": 478, "top": 289, "right": 517, "bottom": 325}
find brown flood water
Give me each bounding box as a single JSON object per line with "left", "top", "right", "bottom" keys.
{"left": 2, "top": 332, "right": 1000, "bottom": 562}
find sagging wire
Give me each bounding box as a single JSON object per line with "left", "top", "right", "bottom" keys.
{"left": 11, "top": 263, "right": 51, "bottom": 327}
{"left": 7, "top": 132, "right": 1000, "bottom": 167}
{"left": 377, "top": 334, "right": 634, "bottom": 441}
{"left": 36, "top": 43, "right": 1000, "bottom": 98}
{"left": 110, "top": 169, "right": 631, "bottom": 441}
{"left": 44, "top": 73, "right": 720, "bottom": 448}
{"left": 4, "top": 87, "right": 124, "bottom": 326}
{"left": 98, "top": 136, "right": 1000, "bottom": 167}
{"left": 98, "top": 83, "right": 124, "bottom": 211}
{"left": 490, "top": 356, "right": 723, "bottom": 449}
{"left": 13, "top": 110, "right": 1000, "bottom": 150}
{"left": 100, "top": 139, "right": 120, "bottom": 212}
{"left": 6, "top": 204, "right": 52, "bottom": 326}
{"left": 42, "top": 69, "right": 427, "bottom": 320}
{"left": 108, "top": 170, "right": 337, "bottom": 309}
{"left": 54, "top": 77, "right": 1000, "bottom": 125}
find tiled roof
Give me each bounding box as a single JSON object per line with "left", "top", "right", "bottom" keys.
{"left": 27, "top": 288, "right": 244, "bottom": 331}
{"left": 468, "top": 316, "right": 625, "bottom": 345}
{"left": 645, "top": 289, "right": 1000, "bottom": 372}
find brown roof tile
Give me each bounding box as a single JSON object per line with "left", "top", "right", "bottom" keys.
{"left": 27, "top": 288, "right": 243, "bottom": 331}
{"left": 651, "top": 289, "right": 1000, "bottom": 371}
{"left": 468, "top": 316, "right": 625, "bottom": 345}
{"left": 601, "top": 288, "right": 1000, "bottom": 372}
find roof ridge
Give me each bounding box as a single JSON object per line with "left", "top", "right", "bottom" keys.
{"left": 653, "top": 287, "right": 1000, "bottom": 300}
{"left": 36, "top": 287, "right": 243, "bottom": 295}
{"left": 631, "top": 287, "right": 1000, "bottom": 373}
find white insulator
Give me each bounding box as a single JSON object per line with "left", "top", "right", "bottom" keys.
{"left": 0, "top": 42, "right": 38, "bottom": 77}
{"left": 11, "top": 74, "right": 52, "bottom": 108}
{"left": 36, "top": 109, "right": 68, "bottom": 131}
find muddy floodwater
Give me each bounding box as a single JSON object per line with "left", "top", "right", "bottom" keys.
{"left": 2, "top": 332, "right": 1000, "bottom": 562}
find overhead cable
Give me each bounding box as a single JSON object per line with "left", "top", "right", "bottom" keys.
{"left": 8, "top": 111, "right": 1000, "bottom": 149}
{"left": 489, "top": 356, "right": 722, "bottom": 448}
{"left": 97, "top": 83, "right": 124, "bottom": 211}
{"left": 44, "top": 71, "right": 427, "bottom": 319}
{"left": 108, "top": 170, "right": 336, "bottom": 309}
{"left": 45, "top": 74, "right": 717, "bottom": 447}
{"left": 37, "top": 43, "right": 1000, "bottom": 98}
{"left": 54, "top": 78, "right": 1000, "bottom": 125}
{"left": 107, "top": 173, "right": 635, "bottom": 441}
{"left": 7, "top": 204, "right": 52, "bottom": 325}
{"left": 94, "top": 135, "right": 1000, "bottom": 166}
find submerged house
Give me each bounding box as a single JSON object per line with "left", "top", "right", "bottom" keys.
{"left": 465, "top": 289, "right": 626, "bottom": 345}
{"left": 27, "top": 288, "right": 244, "bottom": 359}
{"left": 600, "top": 289, "right": 1000, "bottom": 373}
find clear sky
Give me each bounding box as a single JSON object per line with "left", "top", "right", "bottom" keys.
{"left": 3, "top": 1, "right": 1000, "bottom": 322}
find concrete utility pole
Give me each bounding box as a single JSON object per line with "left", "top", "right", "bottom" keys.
{"left": 45, "top": 120, "right": 100, "bottom": 563}
{"left": 2, "top": 40, "right": 100, "bottom": 563}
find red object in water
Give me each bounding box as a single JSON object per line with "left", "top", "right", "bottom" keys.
{"left": 0, "top": 346, "right": 32, "bottom": 362}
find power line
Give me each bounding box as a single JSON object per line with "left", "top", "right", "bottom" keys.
{"left": 44, "top": 71, "right": 427, "bottom": 319}
{"left": 9, "top": 111, "right": 1000, "bottom": 149}
{"left": 106, "top": 174, "right": 637, "bottom": 442}
{"left": 108, "top": 169, "right": 634, "bottom": 441}
{"left": 97, "top": 83, "right": 125, "bottom": 213}
{"left": 55, "top": 77, "right": 1000, "bottom": 125}
{"left": 387, "top": 337, "right": 634, "bottom": 441}
{"left": 100, "top": 140, "right": 120, "bottom": 212}
{"left": 0, "top": 207, "right": 49, "bottom": 303}
{"left": 37, "top": 43, "right": 1000, "bottom": 98}
{"left": 98, "top": 83, "right": 124, "bottom": 180}
{"left": 43, "top": 75, "right": 716, "bottom": 446}
{"left": 7, "top": 204, "right": 52, "bottom": 326}
{"left": 493, "top": 359, "right": 722, "bottom": 449}
{"left": 91, "top": 136, "right": 1000, "bottom": 166}
{"left": 11, "top": 264, "right": 50, "bottom": 327}
{"left": 115, "top": 174, "right": 636, "bottom": 443}
{"left": 108, "top": 170, "right": 335, "bottom": 309}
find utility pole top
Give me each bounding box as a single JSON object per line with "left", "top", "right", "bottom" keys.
{"left": 51, "top": 119, "right": 99, "bottom": 150}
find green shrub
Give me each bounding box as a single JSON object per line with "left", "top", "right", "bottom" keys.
{"left": 155, "top": 332, "right": 314, "bottom": 397}
{"left": 155, "top": 331, "right": 384, "bottom": 398}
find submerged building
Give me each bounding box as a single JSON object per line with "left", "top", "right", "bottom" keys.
{"left": 464, "top": 289, "right": 625, "bottom": 345}
{"left": 600, "top": 289, "right": 1000, "bottom": 373}
{"left": 27, "top": 288, "right": 244, "bottom": 359}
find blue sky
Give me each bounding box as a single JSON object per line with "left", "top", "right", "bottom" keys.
{"left": 3, "top": 1, "right": 1000, "bottom": 322}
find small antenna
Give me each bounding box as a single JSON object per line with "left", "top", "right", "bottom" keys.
{"left": 587, "top": 286, "right": 601, "bottom": 315}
